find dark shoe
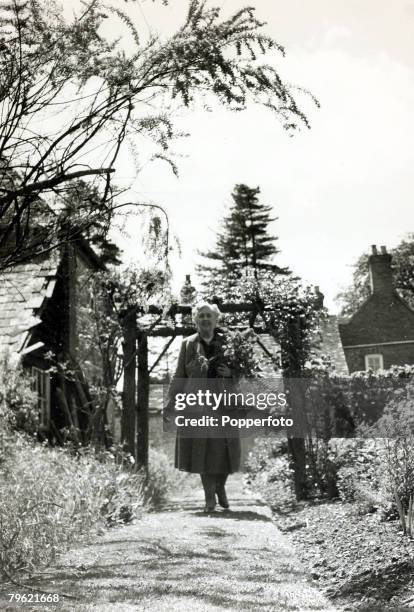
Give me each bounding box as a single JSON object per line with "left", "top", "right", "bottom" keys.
{"left": 201, "top": 474, "right": 217, "bottom": 511}
{"left": 216, "top": 485, "right": 229, "bottom": 509}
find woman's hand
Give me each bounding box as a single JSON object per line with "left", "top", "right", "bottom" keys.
{"left": 217, "top": 364, "right": 232, "bottom": 377}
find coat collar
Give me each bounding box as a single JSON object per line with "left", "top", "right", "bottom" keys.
{"left": 196, "top": 328, "right": 226, "bottom": 346}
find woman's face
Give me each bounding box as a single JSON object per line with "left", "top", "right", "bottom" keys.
{"left": 195, "top": 307, "right": 217, "bottom": 336}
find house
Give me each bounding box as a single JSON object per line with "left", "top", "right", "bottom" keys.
{"left": 0, "top": 238, "right": 106, "bottom": 442}
{"left": 315, "top": 312, "right": 349, "bottom": 375}
{"left": 339, "top": 245, "right": 414, "bottom": 373}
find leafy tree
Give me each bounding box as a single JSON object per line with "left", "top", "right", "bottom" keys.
{"left": 198, "top": 184, "right": 289, "bottom": 289}
{"left": 0, "top": 0, "right": 314, "bottom": 271}
{"left": 59, "top": 180, "right": 122, "bottom": 266}
{"left": 336, "top": 235, "right": 414, "bottom": 316}
{"left": 335, "top": 252, "right": 370, "bottom": 317}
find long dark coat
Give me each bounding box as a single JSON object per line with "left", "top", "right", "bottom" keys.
{"left": 165, "top": 331, "right": 241, "bottom": 474}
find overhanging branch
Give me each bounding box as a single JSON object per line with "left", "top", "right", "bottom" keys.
{"left": 0, "top": 168, "right": 115, "bottom": 204}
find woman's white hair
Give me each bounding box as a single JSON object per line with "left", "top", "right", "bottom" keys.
{"left": 192, "top": 301, "right": 222, "bottom": 323}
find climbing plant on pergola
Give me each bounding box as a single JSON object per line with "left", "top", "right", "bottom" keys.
{"left": 120, "top": 273, "right": 324, "bottom": 501}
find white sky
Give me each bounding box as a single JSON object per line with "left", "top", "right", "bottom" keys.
{"left": 67, "top": 0, "right": 414, "bottom": 312}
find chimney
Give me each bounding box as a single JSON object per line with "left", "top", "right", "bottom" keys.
{"left": 180, "top": 274, "right": 196, "bottom": 305}
{"left": 314, "top": 285, "right": 324, "bottom": 309}
{"left": 368, "top": 244, "right": 393, "bottom": 294}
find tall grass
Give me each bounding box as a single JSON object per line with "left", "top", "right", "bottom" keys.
{"left": 0, "top": 434, "right": 181, "bottom": 580}
{"left": 0, "top": 358, "right": 184, "bottom": 580}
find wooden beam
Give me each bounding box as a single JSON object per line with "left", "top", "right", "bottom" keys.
{"left": 121, "top": 309, "right": 136, "bottom": 458}
{"left": 144, "top": 302, "right": 260, "bottom": 316}
{"left": 147, "top": 326, "right": 196, "bottom": 338}
{"left": 282, "top": 314, "right": 307, "bottom": 501}
{"left": 146, "top": 325, "right": 273, "bottom": 338}
{"left": 136, "top": 330, "right": 149, "bottom": 469}
{"left": 256, "top": 337, "right": 279, "bottom": 364}
{"left": 149, "top": 336, "right": 175, "bottom": 374}
{"left": 20, "top": 341, "right": 44, "bottom": 355}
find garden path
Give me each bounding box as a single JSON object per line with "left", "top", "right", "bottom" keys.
{"left": 1, "top": 474, "right": 338, "bottom": 611}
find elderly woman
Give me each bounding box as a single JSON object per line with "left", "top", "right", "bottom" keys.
{"left": 165, "top": 302, "right": 241, "bottom": 512}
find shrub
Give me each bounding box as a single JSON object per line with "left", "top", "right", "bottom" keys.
{"left": 246, "top": 434, "right": 386, "bottom": 511}
{"left": 289, "top": 363, "right": 414, "bottom": 503}
{"left": 333, "top": 438, "right": 383, "bottom": 504}
{"left": 0, "top": 435, "right": 179, "bottom": 580}
{"left": 245, "top": 436, "right": 296, "bottom": 511}
{"left": 304, "top": 438, "right": 340, "bottom": 499}
{"left": 0, "top": 356, "right": 39, "bottom": 435}
{"left": 367, "top": 384, "right": 414, "bottom": 509}
{"left": 143, "top": 446, "right": 186, "bottom": 508}
{"left": 345, "top": 366, "right": 414, "bottom": 425}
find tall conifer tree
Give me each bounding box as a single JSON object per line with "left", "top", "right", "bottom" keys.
{"left": 197, "top": 184, "right": 289, "bottom": 287}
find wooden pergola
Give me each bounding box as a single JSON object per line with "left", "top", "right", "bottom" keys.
{"left": 121, "top": 299, "right": 307, "bottom": 497}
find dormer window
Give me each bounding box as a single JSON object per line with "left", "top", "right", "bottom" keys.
{"left": 365, "top": 354, "right": 383, "bottom": 371}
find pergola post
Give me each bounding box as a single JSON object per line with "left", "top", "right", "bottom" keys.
{"left": 121, "top": 308, "right": 137, "bottom": 458}
{"left": 136, "top": 329, "right": 149, "bottom": 469}
{"left": 282, "top": 313, "right": 308, "bottom": 501}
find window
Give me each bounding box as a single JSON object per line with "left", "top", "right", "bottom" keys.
{"left": 365, "top": 354, "right": 384, "bottom": 371}
{"left": 31, "top": 367, "right": 51, "bottom": 426}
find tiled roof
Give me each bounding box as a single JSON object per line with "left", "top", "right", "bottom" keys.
{"left": 0, "top": 252, "right": 60, "bottom": 357}
{"left": 316, "top": 315, "right": 349, "bottom": 374}
{"left": 255, "top": 319, "right": 349, "bottom": 375}
{"left": 338, "top": 292, "right": 414, "bottom": 347}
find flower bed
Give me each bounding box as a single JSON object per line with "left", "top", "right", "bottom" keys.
{"left": 275, "top": 500, "right": 414, "bottom": 610}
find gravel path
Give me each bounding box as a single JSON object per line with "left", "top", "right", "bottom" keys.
{"left": 0, "top": 474, "right": 338, "bottom": 611}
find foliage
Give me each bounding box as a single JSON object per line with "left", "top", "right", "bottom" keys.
{"left": 247, "top": 435, "right": 334, "bottom": 503}
{"left": 223, "top": 328, "right": 262, "bottom": 378}
{"left": 0, "top": 0, "right": 313, "bottom": 269}
{"left": 244, "top": 435, "right": 296, "bottom": 511}
{"left": 144, "top": 447, "right": 187, "bottom": 508}
{"left": 334, "top": 439, "right": 383, "bottom": 505}
{"left": 301, "top": 375, "right": 414, "bottom": 512}
{"left": 336, "top": 235, "right": 414, "bottom": 315}
{"left": 0, "top": 433, "right": 179, "bottom": 579}
{"left": 203, "top": 272, "right": 324, "bottom": 501}
{"left": 290, "top": 363, "right": 414, "bottom": 503}
{"left": 366, "top": 383, "right": 414, "bottom": 509}
{"left": 59, "top": 180, "right": 122, "bottom": 266}
{"left": 0, "top": 355, "right": 39, "bottom": 435}
{"left": 301, "top": 357, "right": 354, "bottom": 441}
{"left": 301, "top": 361, "right": 414, "bottom": 434}
{"left": 243, "top": 345, "right": 414, "bottom": 504}
{"left": 304, "top": 438, "right": 339, "bottom": 499}
{"left": 394, "top": 490, "right": 414, "bottom": 537}
{"left": 209, "top": 327, "right": 262, "bottom": 379}
{"left": 335, "top": 252, "right": 370, "bottom": 317}
{"left": 346, "top": 365, "right": 414, "bottom": 425}
{"left": 197, "top": 184, "right": 288, "bottom": 287}
{"left": 104, "top": 266, "right": 172, "bottom": 317}
{"left": 74, "top": 264, "right": 172, "bottom": 447}
{"left": 203, "top": 271, "right": 322, "bottom": 371}
{"left": 0, "top": 436, "right": 142, "bottom": 578}
{"left": 247, "top": 435, "right": 384, "bottom": 510}
{"left": 194, "top": 327, "right": 262, "bottom": 381}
